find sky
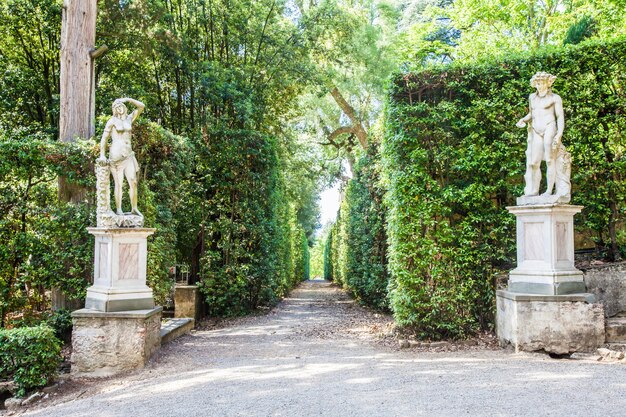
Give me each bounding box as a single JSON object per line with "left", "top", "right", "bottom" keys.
{"left": 319, "top": 182, "right": 341, "bottom": 226}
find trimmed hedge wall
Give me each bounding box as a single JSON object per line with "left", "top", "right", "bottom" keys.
{"left": 383, "top": 38, "right": 626, "bottom": 338}
{"left": 325, "top": 152, "right": 389, "bottom": 311}
{"left": 0, "top": 325, "right": 61, "bottom": 397}
{"left": 196, "top": 130, "right": 309, "bottom": 315}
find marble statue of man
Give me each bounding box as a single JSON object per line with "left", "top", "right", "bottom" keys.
{"left": 98, "top": 97, "right": 145, "bottom": 216}
{"left": 516, "top": 72, "right": 571, "bottom": 203}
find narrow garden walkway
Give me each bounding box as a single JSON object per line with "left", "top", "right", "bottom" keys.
{"left": 19, "top": 280, "right": 626, "bottom": 417}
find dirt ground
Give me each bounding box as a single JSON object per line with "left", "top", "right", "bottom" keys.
{"left": 7, "top": 280, "right": 626, "bottom": 417}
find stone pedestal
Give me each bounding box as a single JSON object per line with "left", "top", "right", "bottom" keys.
{"left": 85, "top": 227, "right": 156, "bottom": 312}
{"left": 507, "top": 204, "right": 584, "bottom": 295}
{"left": 497, "top": 203, "right": 605, "bottom": 353}
{"left": 496, "top": 291, "right": 604, "bottom": 353}
{"left": 174, "top": 285, "right": 201, "bottom": 321}
{"left": 71, "top": 307, "right": 162, "bottom": 377}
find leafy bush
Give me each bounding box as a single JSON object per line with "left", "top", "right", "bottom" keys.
{"left": 0, "top": 325, "right": 61, "bottom": 397}
{"left": 383, "top": 37, "right": 626, "bottom": 338}
{"left": 0, "top": 133, "right": 95, "bottom": 327}
{"left": 45, "top": 309, "right": 73, "bottom": 344}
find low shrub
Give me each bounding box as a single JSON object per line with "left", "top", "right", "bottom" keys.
{"left": 0, "top": 325, "right": 61, "bottom": 397}
{"left": 45, "top": 309, "right": 73, "bottom": 343}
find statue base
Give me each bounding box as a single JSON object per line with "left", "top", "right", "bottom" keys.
{"left": 506, "top": 204, "right": 584, "bottom": 295}
{"left": 496, "top": 291, "right": 604, "bottom": 354}
{"left": 71, "top": 307, "right": 162, "bottom": 377}
{"left": 496, "top": 203, "right": 604, "bottom": 353}
{"left": 85, "top": 227, "right": 155, "bottom": 312}
{"left": 516, "top": 193, "right": 570, "bottom": 206}
{"left": 98, "top": 211, "right": 144, "bottom": 228}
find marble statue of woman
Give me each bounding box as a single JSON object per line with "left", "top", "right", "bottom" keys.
{"left": 516, "top": 72, "right": 571, "bottom": 204}
{"left": 98, "top": 98, "right": 145, "bottom": 217}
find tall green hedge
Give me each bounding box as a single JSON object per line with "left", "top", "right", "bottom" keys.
{"left": 323, "top": 229, "right": 333, "bottom": 280}
{"left": 132, "top": 121, "right": 192, "bottom": 305}
{"left": 195, "top": 130, "right": 309, "bottom": 315}
{"left": 325, "top": 152, "right": 389, "bottom": 311}
{"left": 383, "top": 37, "right": 626, "bottom": 338}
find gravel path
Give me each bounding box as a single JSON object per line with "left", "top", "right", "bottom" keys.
{"left": 16, "top": 280, "right": 626, "bottom": 417}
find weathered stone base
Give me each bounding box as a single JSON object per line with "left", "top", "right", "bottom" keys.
{"left": 174, "top": 285, "right": 200, "bottom": 321}
{"left": 71, "top": 307, "right": 162, "bottom": 377}
{"left": 496, "top": 290, "right": 604, "bottom": 354}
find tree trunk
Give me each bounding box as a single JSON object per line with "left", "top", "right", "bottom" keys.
{"left": 54, "top": 0, "right": 98, "bottom": 310}
{"left": 58, "top": 0, "right": 98, "bottom": 203}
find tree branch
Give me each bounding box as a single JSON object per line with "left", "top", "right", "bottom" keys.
{"left": 330, "top": 87, "right": 368, "bottom": 149}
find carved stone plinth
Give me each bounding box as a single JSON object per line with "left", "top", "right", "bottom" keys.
{"left": 506, "top": 204, "right": 585, "bottom": 295}
{"left": 85, "top": 227, "right": 155, "bottom": 312}
{"left": 516, "top": 193, "right": 570, "bottom": 206}
{"left": 71, "top": 307, "right": 162, "bottom": 377}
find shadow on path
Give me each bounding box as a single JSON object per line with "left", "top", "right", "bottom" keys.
{"left": 19, "top": 280, "right": 626, "bottom": 417}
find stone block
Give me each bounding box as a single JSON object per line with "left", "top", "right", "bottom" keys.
{"left": 174, "top": 285, "right": 201, "bottom": 321}
{"left": 583, "top": 262, "right": 626, "bottom": 318}
{"left": 71, "top": 307, "right": 162, "bottom": 377}
{"left": 4, "top": 397, "right": 22, "bottom": 411}
{"left": 496, "top": 290, "right": 605, "bottom": 354}
{"left": 160, "top": 318, "right": 194, "bottom": 344}
{"left": 0, "top": 381, "right": 16, "bottom": 395}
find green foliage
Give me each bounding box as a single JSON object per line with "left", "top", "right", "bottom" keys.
{"left": 0, "top": 133, "right": 95, "bottom": 327}
{"left": 384, "top": 37, "right": 626, "bottom": 338}
{"left": 0, "top": 0, "right": 62, "bottom": 132}
{"left": 324, "top": 151, "right": 389, "bottom": 310}
{"left": 564, "top": 15, "right": 597, "bottom": 45}
{"left": 44, "top": 309, "right": 73, "bottom": 343}
{"left": 0, "top": 325, "right": 61, "bottom": 397}
{"left": 343, "top": 153, "right": 389, "bottom": 310}
{"left": 323, "top": 229, "right": 334, "bottom": 280}
{"left": 132, "top": 121, "right": 192, "bottom": 305}
{"left": 96, "top": 0, "right": 317, "bottom": 135}
{"left": 302, "top": 233, "right": 311, "bottom": 281}
{"left": 310, "top": 224, "right": 331, "bottom": 279}
{"left": 196, "top": 129, "right": 309, "bottom": 315}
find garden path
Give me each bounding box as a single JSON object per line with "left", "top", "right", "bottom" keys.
{"left": 18, "top": 280, "right": 626, "bottom": 417}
